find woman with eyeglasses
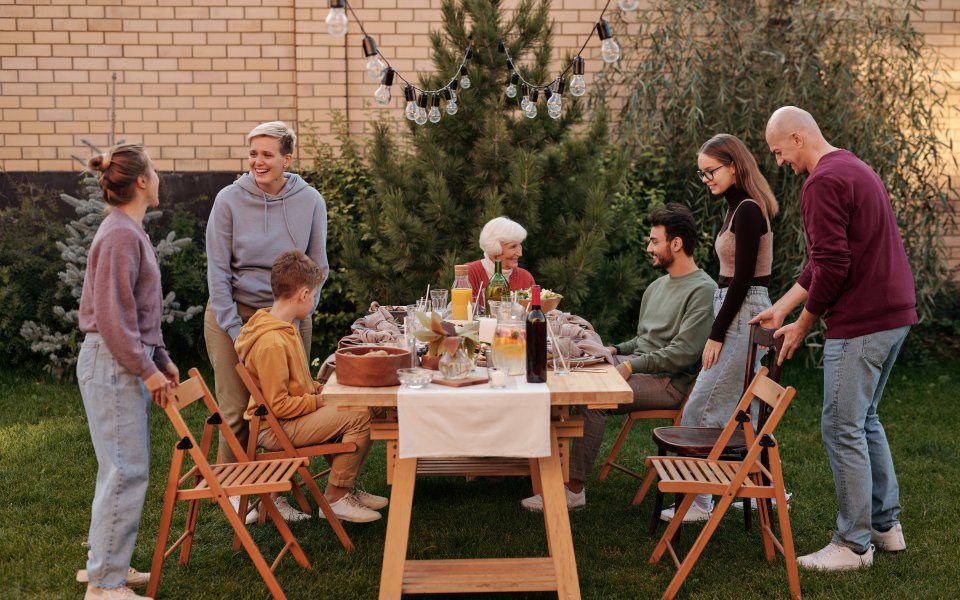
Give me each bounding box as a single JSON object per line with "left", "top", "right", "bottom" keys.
{"left": 661, "top": 133, "right": 778, "bottom": 523}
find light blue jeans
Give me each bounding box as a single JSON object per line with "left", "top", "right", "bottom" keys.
{"left": 681, "top": 286, "right": 771, "bottom": 428}
{"left": 822, "top": 325, "right": 909, "bottom": 552}
{"left": 78, "top": 333, "right": 153, "bottom": 589}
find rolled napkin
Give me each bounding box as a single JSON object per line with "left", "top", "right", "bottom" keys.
{"left": 337, "top": 328, "right": 398, "bottom": 348}
{"left": 546, "top": 310, "right": 613, "bottom": 364}
{"left": 351, "top": 304, "right": 402, "bottom": 334}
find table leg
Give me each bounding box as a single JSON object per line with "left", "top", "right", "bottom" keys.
{"left": 538, "top": 429, "right": 581, "bottom": 600}
{"left": 379, "top": 456, "right": 417, "bottom": 600}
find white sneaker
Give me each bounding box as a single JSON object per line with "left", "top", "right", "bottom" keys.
{"left": 660, "top": 503, "right": 711, "bottom": 523}
{"left": 77, "top": 568, "right": 150, "bottom": 587}
{"left": 321, "top": 492, "right": 382, "bottom": 523}
{"left": 228, "top": 495, "right": 260, "bottom": 525}
{"left": 732, "top": 492, "right": 792, "bottom": 511}
{"left": 85, "top": 585, "right": 153, "bottom": 599}
{"left": 797, "top": 542, "right": 874, "bottom": 571}
{"left": 520, "top": 487, "right": 586, "bottom": 512}
{"left": 273, "top": 496, "right": 311, "bottom": 522}
{"left": 353, "top": 488, "right": 389, "bottom": 510}
{"left": 871, "top": 523, "right": 906, "bottom": 552}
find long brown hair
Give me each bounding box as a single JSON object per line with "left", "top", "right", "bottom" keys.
{"left": 698, "top": 134, "right": 778, "bottom": 219}
{"left": 87, "top": 143, "right": 151, "bottom": 206}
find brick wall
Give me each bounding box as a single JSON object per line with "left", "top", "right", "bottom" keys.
{"left": 0, "top": 0, "right": 958, "bottom": 275}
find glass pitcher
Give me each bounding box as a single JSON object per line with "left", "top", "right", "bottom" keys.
{"left": 491, "top": 302, "right": 526, "bottom": 376}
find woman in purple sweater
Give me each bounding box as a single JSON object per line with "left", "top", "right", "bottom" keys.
{"left": 77, "top": 144, "right": 179, "bottom": 600}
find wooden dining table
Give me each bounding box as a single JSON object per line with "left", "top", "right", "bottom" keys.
{"left": 321, "top": 364, "right": 632, "bottom": 600}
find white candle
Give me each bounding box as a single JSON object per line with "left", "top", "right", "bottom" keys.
{"left": 489, "top": 368, "right": 507, "bottom": 388}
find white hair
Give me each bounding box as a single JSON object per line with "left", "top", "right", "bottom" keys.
{"left": 246, "top": 121, "right": 297, "bottom": 155}
{"left": 479, "top": 216, "right": 527, "bottom": 258}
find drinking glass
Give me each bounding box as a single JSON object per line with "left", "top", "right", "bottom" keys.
{"left": 492, "top": 313, "right": 525, "bottom": 376}
{"left": 430, "top": 289, "right": 448, "bottom": 315}
{"left": 552, "top": 335, "right": 572, "bottom": 376}
{"left": 487, "top": 366, "right": 506, "bottom": 388}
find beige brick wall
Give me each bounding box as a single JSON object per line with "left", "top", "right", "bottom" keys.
{"left": 0, "top": 0, "right": 958, "bottom": 276}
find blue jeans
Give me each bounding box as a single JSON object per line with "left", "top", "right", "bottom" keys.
{"left": 822, "top": 326, "right": 909, "bottom": 552}
{"left": 681, "top": 286, "right": 771, "bottom": 428}
{"left": 78, "top": 333, "right": 153, "bottom": 589}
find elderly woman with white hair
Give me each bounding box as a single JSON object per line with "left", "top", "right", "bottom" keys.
{"left": 203, "top": 121, "right": 328, "bottom": 523}
{"left": 466, "top": 216, "right": 536, "bottom": 306}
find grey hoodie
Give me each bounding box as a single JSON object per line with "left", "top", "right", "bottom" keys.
{"left": 206, "top": 172, "right": 328, "bottom": 341}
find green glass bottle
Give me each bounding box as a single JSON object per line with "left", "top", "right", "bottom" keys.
{"left": 484, "top": 259, "right": 510, "bottom": 316}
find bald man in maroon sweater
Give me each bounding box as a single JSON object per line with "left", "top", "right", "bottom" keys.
{"left": 754, "top": 107, "right": 916, "bottom": 572}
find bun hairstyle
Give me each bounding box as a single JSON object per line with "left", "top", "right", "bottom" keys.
{"left": 698, "top": 134, "right": 779, "bottom": 219}
{"left": 246, "top": 121, "right": 297, "bottom": 156}
{"left": 88, "top": 143, "right": 151, "bottom": 207}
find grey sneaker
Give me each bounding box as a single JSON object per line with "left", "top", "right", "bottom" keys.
{"left": 229, "top": 495, "right": 260, "bottom": 525}
{"left": 660, "top": 503, "right": 711, "bottom": 523}
{"left": 797, "top": 542, "right": 874, "bottom": 571}
{"left": 871, "top": 523, "right": 906, "bottom": 552}
{"left": 353, "top": 488, "right": 389, "bottom": 511}
{"left": 273, "top": 496, "right": 311, "bottom": 522}
{"left": 84, "top": 585, "right": 153, "bottom": 600}
{"left": 77, "top": 568, "right": 150, "bottom": 588}
{"left": 322, "top": 492, "right": 382, "bottom": 523}
{"left": 520, "top": 487, "right": 586, "bottom": 512}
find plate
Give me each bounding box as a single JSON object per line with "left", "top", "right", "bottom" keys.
{"left": 548, "top": 354, "right": 606, "bottom": 368}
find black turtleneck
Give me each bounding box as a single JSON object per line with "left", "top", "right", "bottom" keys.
{"left": 710, "top": 187, "right": 770, "bottom": 342}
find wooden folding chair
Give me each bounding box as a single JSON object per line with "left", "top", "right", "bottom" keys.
{"left": 637, "top": 325, "right": 784, "bottom": 537}
{"left": 596, "top": 386, "right": 691, "bottom": 482}
{"left": 637, "top": 367, "right": 800, "bottom": 600}
{"left": 147, "top": 368, "right": 312, "bottom": 600}
{"left": 234, "top": 362, "right": 356, "bottom": 552}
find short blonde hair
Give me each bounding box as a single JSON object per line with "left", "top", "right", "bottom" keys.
{"left": 247, "top": 121, "right": 297, "bottom": 155}
{"left": 479, "top": 216, "right": 528, "bottom": 259}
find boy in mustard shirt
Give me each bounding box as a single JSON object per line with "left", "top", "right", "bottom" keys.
{"left": 236, "top": 250, "right": 386, "bottom": 523}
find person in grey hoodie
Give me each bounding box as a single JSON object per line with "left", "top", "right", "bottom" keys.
{"left": 204, "top": 121, "right": 328, "bottom": 466}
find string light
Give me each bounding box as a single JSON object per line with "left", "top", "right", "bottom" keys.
{"left": 498, "top": 0, "right": 621, "bottom": 119}
{"left": 327, "top": 0, "right": 627, "bottom": 122}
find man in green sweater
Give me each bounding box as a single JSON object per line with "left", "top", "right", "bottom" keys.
{"left": 522, "top": 203, "right": 716, "bottom": 512}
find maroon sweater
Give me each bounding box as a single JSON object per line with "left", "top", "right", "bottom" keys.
{"left": 796, "top": 150, "right": 917, "bottom": 339}
{"left": 79, "top": 210, "right": 171, "bottom": 379}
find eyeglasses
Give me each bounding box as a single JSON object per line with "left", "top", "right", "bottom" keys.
{"left": 696, "top": 165, "right": 725, "bottom": 182}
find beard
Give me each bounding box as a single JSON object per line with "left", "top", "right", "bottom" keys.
{"left": 651, "top": 249, "right": 674, "bottom": 270}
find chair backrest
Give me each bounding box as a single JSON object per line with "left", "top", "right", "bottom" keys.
{"left": 234, "top": 362, "right": 302, "bottom": 459}
{"left": 744, "top": 324, "right": 784, "bottom": 391}
{"left": 708, "top": 367, "right": 796, "bottom": 463}
{"left": 166, "top": 367, "right": 250, "bottom": 466}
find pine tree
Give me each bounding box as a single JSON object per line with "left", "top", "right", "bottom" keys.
{"left": 342, "top": 0, "right": 644, "bottom": 336}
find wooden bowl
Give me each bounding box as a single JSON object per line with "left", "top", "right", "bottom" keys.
{"left": 335, "top": 345, "right": 411, "bottom": 387}
{"left": 517, "top": 296, "right": 562, "bottom": 313}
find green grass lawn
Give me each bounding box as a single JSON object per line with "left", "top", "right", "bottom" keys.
{"left": 1, "top": 357, "right": 958, "bottom": 600}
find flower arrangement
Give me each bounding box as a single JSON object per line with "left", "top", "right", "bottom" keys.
{"left": 414, "top": 312, "right": 480, "bottom": 356}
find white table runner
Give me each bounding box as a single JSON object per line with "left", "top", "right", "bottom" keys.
{"left": 397, "top": 376, "right": 551, "bottom": 459}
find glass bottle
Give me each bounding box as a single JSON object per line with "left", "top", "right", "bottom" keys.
{"left": 450, "top": 264, "right": 472, "bottom": 320}
{"left": 484, "top": 260, "right": 510, "bottom": 317}
{"left": 526, "top": 285, "right": 547, "bottom": 383}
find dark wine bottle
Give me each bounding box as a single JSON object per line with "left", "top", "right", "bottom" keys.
{"left": 526, "top": 284, "right": 547, "bottom": 383}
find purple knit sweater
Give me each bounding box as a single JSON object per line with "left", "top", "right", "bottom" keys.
{"left": 78, "top": 210, "right": 171, "bottom": 379}
{"left": 797, "top": 150, "right": 917, "bottom": 339}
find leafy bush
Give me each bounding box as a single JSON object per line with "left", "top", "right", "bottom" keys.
{"left": 598, "top": 0, "right": 956, "bottom": 353}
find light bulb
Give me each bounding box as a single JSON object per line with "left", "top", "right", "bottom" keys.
{"left": 428, "top": 106, "right": 441, "bottom": 123}
{"left": 520, "top": 95, "right": 529, "bottom": 111}
{"left": 524, "top": 103, "right": 537, "bottom": 119}
{"left": 365, "top": 55, "right": 386, "bottom": 81}
{"left": 570, "top": 75, "right": 586, "bottom": 97}
{"left": 600, "top": 38, "right": 621, "bottom": 63}
{"left": 460, "top": 75, "right": 471, "bottom": 89}
{"left": 618, "top": 0, "right": 639, "bottom": 10}
{"left": 374, "top": 84, "right": 391, "bottom": 107}
{"left": 548, "top": 107, "right": 561, "bottom": 120}
{"left": 448, "top": 89, "right": 457, "bottom": 103}
{"left": 415, "top": 107, "right": 428, "bottom": 125}
{"left": 325, "top": 5, "right": 347, "bottom": 38}
{"left": 403, "top": 85, "right": 417, "bottom": 120}
{"left": 405, "top": 101, "right": 417, "bottom": 120}
{"left": 547, "top": 93, "right": 561, "bottom": 112}
{"left": 446, "top": 99, "right": 458, "bottom": 115}
{"left": 505, "top": 83, "right": 517, "bottom": 98}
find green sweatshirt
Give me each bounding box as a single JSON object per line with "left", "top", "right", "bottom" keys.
{"left": 615, "top": 269, "right": 717, "bottom": 394}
